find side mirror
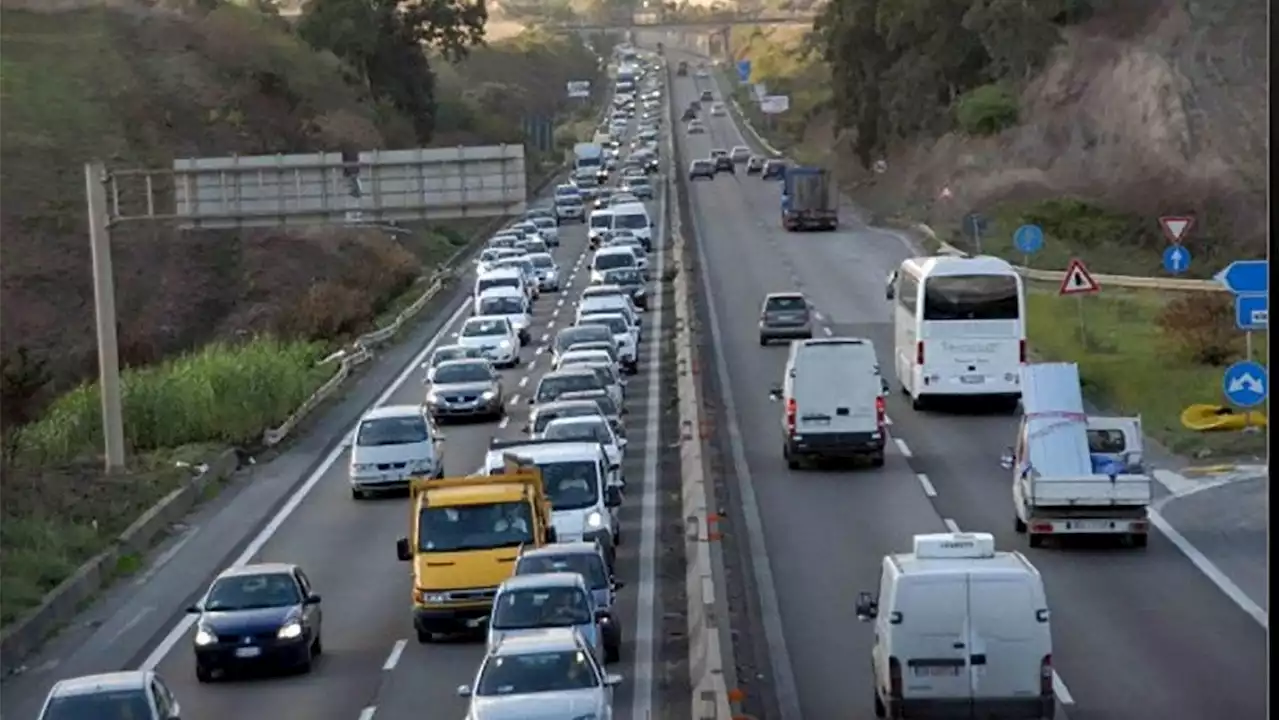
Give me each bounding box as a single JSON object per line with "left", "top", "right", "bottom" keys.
{"left": 305, "top": 593, "right": 322, "bottom": 605}
{"left": 612, "top": 579, "right": 626, "bottom": 590}
{"left": 768, "top": 386, "right": 783, "bottom": 401}
{"left": 885, "top": 285, "right": 895, "bottom": 301}
{"left": 395, "top": 537, "right": 412, "bottom": 562}
{"left": 456, "top": 684, "right": 473, "bottom": 697}
{"left": 855, "top": 591, "right": 878, "bottom": 621}
{"left": 185, "top": 604, "right": 202, "bottom": 614}
{"left": 606, "top": 486, "right": 623, "bottom": 508}
{"left": 1000, "top": 447, "right": 1015, "bottom": 470}
{"left": 435, "top": 433, "right": 448, "bottom": 442}
{"left": 604, "top": 673, "right": 624, "bottom": 687}
{"left": 521, "top": 423, "right": 531, "bottom": 434}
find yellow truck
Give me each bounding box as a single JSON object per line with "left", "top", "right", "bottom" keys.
{"left": 394, "top": 455, "right": 556, "bottom": 642}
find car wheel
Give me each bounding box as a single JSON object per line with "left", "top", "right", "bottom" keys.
{"left": 195, "top": 663, "right": 214, "bottom": 683}
{"left": 605, "top": 636, "right": 622, "bottom": 664}
{"left": 416, "top": 628, "right": 434, "bottom": 644}
{"left": 350, "top": 488, "right": 366, "bottom": 500}
{"left": 759, "top": 335, "right": 769, "bottom": 346}
{"left": 312, "top": 632, "right": 323, "bottom": 656}
{"left": 296, "top": 650, "right": 313, "bottom": 674}
{"left": 868, "top": 451, "right": 885, "bottom": 468}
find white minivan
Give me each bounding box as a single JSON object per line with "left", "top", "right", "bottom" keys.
{"left": 609, "top": 201, "right": 653, "bottom": 251}
{"left": 854, "top": 532, "right": 1055, "bottom": 720}
{"left": 588, "top": 209, "right": 614, "bottom": 247}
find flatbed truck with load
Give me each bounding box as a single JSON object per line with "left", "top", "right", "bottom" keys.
{"left": 1001, "top": 362, "right": 1152, "bottom": 548}
{"left": 780, "top": 166, "right": 837, "bottom": 231}
{"left": 394, "top": 456, "right": 556, "bottom": 642}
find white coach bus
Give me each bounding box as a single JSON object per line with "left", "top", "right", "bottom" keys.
{"left": 885, "top": 255, "right": 1026, "bottom": 411}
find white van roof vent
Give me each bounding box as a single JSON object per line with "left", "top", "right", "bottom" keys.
{"left": 913, "top": 532, "right": 996, "bottom": 559}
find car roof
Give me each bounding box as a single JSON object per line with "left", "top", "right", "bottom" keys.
{"left": 532, "top": 399, "right": 604, "bottom": 416}
{"left": 578, "top": 312, "right": 627, "bottom": 325}
{"left": 465, "top": 315, "right": 510, "bottom": 328}
{"left": 435, "top": 358, "right": 492, "bottom": 372}
{"left": 765, "top": 292, "right": 807, "bottom": 301}
{"left": 490, "top": 440, "right": 602, "bottom": 462}
{"left": 479, "top": 286, "right": 524, "bottom": 298}
{"left": 519, "top": 541, "right": 604, "bottom": 559}
{"left": 491, "top": 627, "right": 585, "bottom": 656}
{"left": 545, "top": 415, "right": 608, "bottom": 430}
{"left": 584, "top": 284, "right": 624, "bottom": 294}
{"left": 500, "top": 571, "right": 587, "bottom": 592}
{"left": 49, "top": 671, "right": 152, "bottom": 697}
{"left": 478, "top": 267, "right": 521, "bottom": 279}
{"left": 562, "top": 348, "right": 613, "bottom": 360}
{"left": 542, "top": 367, "right": 599, "bottom": 380}
{"left": 361, "top": 405, "right": 422, "bottom": 420}
{"left": 595, "top": 246, "right": 636, "bottom": 256}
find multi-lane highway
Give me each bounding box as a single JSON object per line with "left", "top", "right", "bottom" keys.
{"left": 669, "top": 50, "right": 1268, "bottom": 720}
{"left": 2, "top": 75, "right": 680, "bottom": 719}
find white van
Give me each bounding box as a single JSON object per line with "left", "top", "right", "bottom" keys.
{"left": 609, "top": 201, "right": 652, "bottom": 250}
{"left": 474, "top": 268, "right": 528, "bottom": 302}
{"left": 886, "top": 255, "right": 1026, "bottom": 411}
{"left": 768, "top": 338, "right": 889, "bottom": 468}
{"left": 855, "top": 533, "right": 1055, "bottom": 720}
{"left": 588, "top": 209, "right": 614, "bottom": 246}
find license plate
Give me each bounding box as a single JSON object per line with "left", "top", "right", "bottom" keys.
{"left": 235, "top": 647, "right": 261, "bottom": 658}
{"left": 1067, "top": 520, "right": 1114, "bottom": 531}
{"left": 960, "top": 374, "right": 985, "bottom": 384}
{"left": 914, "top": 666, "right": 960, "bottom": 677}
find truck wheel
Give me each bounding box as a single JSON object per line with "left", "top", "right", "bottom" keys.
{"left": 911, "top": 395, "right": 927, "bottom": 411}
{"left": 1028, "top": 534, "right": 1045, "bottom": 549}
{"left": 1130, "top": 533, "right": 1148, "bottom": 549}
{"left": 873, "top": 690, "right": 886, "bottom": 718}
{"left": 758, "top": 335, "right": 768, "bottom": 346}
{"left": 1014, "top": 516, "right": 1027, "bottom": 533}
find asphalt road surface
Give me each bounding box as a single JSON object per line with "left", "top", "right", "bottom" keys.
{"left": 1, "top": 116, "right": 678, "bottom": 719}
{"left": 669, "top": 50, "right": 1267, "bottom": 720}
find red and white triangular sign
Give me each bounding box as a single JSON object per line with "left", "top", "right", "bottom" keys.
{"left": 1159, "top": 216, "right": 1194, "bottom": 244}
{"left": 1059, "top": 258, "right": 1100, "bottom": 295}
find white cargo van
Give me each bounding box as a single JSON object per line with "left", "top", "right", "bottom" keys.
{"left": 608, "top": 201, "right": 653, "bottom": 251}
{"left": 768, "top": 337, "right": 889, "bottom": 468}
{"left": 855, "top": 532, "right": 1055, "bottom": 720}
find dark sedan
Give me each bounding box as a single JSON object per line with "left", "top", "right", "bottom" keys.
{"left": 601, "top": 268, "right": 649, "bottom": 310}
{"left": 187, "top": 563, "right": 322, "bottom": 681}
{"left": 711, "top": 151, "right": 734, "bottom": 174}
{"left": 688, "top": 159, "right": 715, "bottom": 180}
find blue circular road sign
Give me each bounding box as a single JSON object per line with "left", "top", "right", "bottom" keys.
{"left": 1162, "top": 245, "right": 1191, "bottom": 275}
{"left": 1223, "top": 360, "right": 1267, "bottom": 408}
{"left": 1013, "top": 224, "right": 1044, "bottom": 254}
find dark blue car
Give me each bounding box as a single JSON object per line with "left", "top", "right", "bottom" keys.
{"left": 186, "top": 562, "right": 323, "bottom": 681}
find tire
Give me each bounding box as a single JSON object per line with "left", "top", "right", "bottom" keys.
{"left": 296, "top": 651, "right": 313, "bottom": 674}
{"left": 1028, "top": 533, "right": 1045, "bottom": 549}
{"left": 911, "top": 394, "right": 927, "bottom": 411}
{"left": 350, "top": 488, "right": 366, "bottom": 500}
{"left": 1014, "top": 516, "right": 1027, "bottom": 533}
{"left": 195, "top": 663, "right": 214, "bottom": 683}
{"left": 605, "top": 637, "right": 622, "bottom": 664}
{"left": 312, "top": 633, "right": 323, "bottom": 656}
{"left": 759, "top": 335, "right": 768, "bottom": 346}
{"left": 1130, "top": 533, "right": 1148, "bottom": 549}
{"left": 868, "top": 451, "right": 885, "bottom": 468}
{"left": 874, "top": 690, "right": 886, "bottom": 718}
{"left": 416, "top": 628, "right": 434, "bottom": 644}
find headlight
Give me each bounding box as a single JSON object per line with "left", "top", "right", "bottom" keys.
{"left": 481, "top": 390, "right": 496, "bottom": 400}
{"left": 586, "top": 511, "right": 603, "bottom": 528}
{"left": 351, "top": 462, "right": 375, "bottom": 473}
{"left": 425, "top": 391, "right": 440, "bottom": 404}
{"left": 194, "top": 628, "right": 217, "bottom": 646}
{"left": 499, "top": 340, "right": 512, "bottom": 349}
{"left": 277, "top": 622, "right": 303, "bottom": 640}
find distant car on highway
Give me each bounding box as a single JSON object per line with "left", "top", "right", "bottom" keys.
{"left": 710, "top": 103, "right": 727, "bottom": 117}
{"left": 687, "top": 119, "right": 706, "bottom": 135}
{"left": 425, "top": 358, "right": 505, "bottom": 422}
{"left": 762, "top": 159, "right": 787, "bottom": 179}
{"left": 348, "top": 405, "right": 444, "bottom": 497}
{"left": 688, "top": 159, "right": 715, "bottom": 180}
{"left": 710, "top": 150, "right": 734, "bottom": 174}
{"left": 746, "top": 155, "right": 766, "bottom": 174}
{"left": 730, "top": 146, "right": 751, "bottom": 163}
{"left": 456, "top": 628, "right": 623, "bottom": 717}
{"left": 38, "top": 670, "right": 182, "bottom": 720}
{"left": 187, "top": 563, "right": 323, "bottom": 681}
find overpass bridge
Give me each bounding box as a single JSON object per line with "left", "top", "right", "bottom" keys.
{"left": 544, "top": 14, "right": 817, "bottom": 31}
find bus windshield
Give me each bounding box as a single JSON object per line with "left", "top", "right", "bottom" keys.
{"left": 922, "top": 275, "right": 1020, "bottom": 321}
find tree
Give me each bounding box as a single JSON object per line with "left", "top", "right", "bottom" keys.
{"left": 0, "top": 346, "right": 50, "bottom": 468}
{"left": 299, "top": 0, "right": 487, "bottom": 142}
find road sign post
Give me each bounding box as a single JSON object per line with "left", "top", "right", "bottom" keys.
{"left": 1214, "top": 260, "right": 1268, "bottom": 424}
{"left": 1059, "top": 258, "right": 1100, "bottom": 346}
{"left": 1159, "top": 215, "right": 1194, "bottom": 245}
{"left": 736, "top": 59, "right": 751, "bottom": 83}
{"left": 961, "top": 213, "right": 987, "bottom": 254}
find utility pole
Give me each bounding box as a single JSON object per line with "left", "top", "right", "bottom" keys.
{"left": 86, "top": 162, "right": 127, "bottom": 473}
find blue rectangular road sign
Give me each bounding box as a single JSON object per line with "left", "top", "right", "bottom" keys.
{"left": 1235, "top": 294, "right": 1268, "bottom": 331}
{"left": 1216, "top": 260, "right": 1267, "bottom": 295}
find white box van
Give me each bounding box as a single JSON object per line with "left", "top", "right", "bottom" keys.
{"left": 768, "top": 338, "right": 889, "bottom": 468}
{"left": 588, "top": 209, "right": 614, "bottom": 246}
{"left": 855, "top": 532, "right": 1055, "bottom": 720}
{"left": 609, "top": 201, "right": 653, "bottom": 250}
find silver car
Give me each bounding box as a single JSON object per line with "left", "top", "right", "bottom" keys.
{"left": 527, "top": 252, "right": 561, "bottom": 292}
{"left": 458, "top": 627, "right": 622, "bottom": 720}
{"left": 421, "top": 344, "right": 485, "bottom": 384}
{"left": 487, "top": 573, "right": 605, "bottom": 663}
{"left": 425, "top": 358, "right": 504, "bottom": 421}
{"left": 758, "top": 292, "right": 814, "bottom": 345}
{"left": 39, "top": 671, "right": 181, "bottom": 720}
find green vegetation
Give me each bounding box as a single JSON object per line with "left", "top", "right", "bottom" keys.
{"left": 955, "top": 83, "right": 1019, "bottom": 135}
{"left": 1027, "top": 287, "right": 1265, "bottom": 458}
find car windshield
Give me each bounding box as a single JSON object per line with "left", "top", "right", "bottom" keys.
{"left": 556, "top": 328, "right": 612, "bottom": 352}
{"left": 627, "top": 178, "right": 650, "bottom": 188}
{"left": 555, "top": 186, "right": 578, "bottom": 197}
{"left": 613, "top": 214, "right": 647, "bottom": 230}
{"left": 475, "top": 650, "right": 600, "bottom": 696}
{"left": 692, "top": 161, "right": 711, "bottom": 170}
{"left": 418, "top": 502, "right": 535, "bottom": 552}
{"left": 922, "top": 275, "right": 1021, "bottom": 321}
{"left": 766, "top": 296, "right": 808, "bottom": 312}
{"left": 204, "top": 571, "right": 300, "bottom": 611}
{"left": 463, "top": 319, "right": 507, "bottom": 337}
{"left": 594, "top": 252, "right": 635, "bottom": 271}
{"left": 491, "top": 586, "right": 593, "bottom": 630}
{"left": 557, "top": 196, "right": 582, "bottom": 207}
{"left": 479, "top": 297, "right": 524, "bottom": 315}
{"left": 590, "top": 214, "right": 612, "bottom": 229}
{"left": 711, "top": 149, "right": 727, "bottom": 157}
{"left": 540, "top": 460, "right": 601, "bottom": 510}
{"left": 517, "top": 553, "right": 609, "bottom": 590}
{"left": 604, "top": 269, "right": 642, "bottom": 285}
{"left": 529, "top": 254, "right": 554, "bottom": 268}
{"left": 532, "top": 405, "right": 601, "bottom": 434}
{"left": 41, "top": 690, "right": 154, "bottom": 720}
{"left": 545, "top": 419, "right": 611, "bottom": 444}
{"left": 580, "top": 316, "right": 628, "bottom": 335}
{"left": 536, "top": 373, "right": 603, "bottom": 404}
{"left": 431, "top": 346, "right": 478, "bottom": 366}
{"left": 357, "top": 415, "right": 428, "bottom": 446}
{"left": 433, "top": 362, "right": 491, "bottom": 384}
{"left": 574, "top": 174, "right": 598, "bottom": 186}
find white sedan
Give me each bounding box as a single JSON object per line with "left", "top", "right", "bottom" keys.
{"left": 542, "top": 415, "right": 628, "bottom": 477}
{"left": 457, "top": 316, "right": 521, "bottom": 369}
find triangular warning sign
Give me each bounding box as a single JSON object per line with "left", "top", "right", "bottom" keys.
{"left": 1159, "top": 215, "right": 1194, "bottom": 244}
{"left": 1059, "top": 258, "right": 1100, "bottom": 295}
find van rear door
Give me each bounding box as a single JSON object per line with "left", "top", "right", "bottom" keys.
{"left": 792, "top": 342, "right": 880, "bottom": 434}
{"left": 968, "top": 574, "right": 1048, "bottom": 702}
{"left": 894, "top": 576, "right": 971, "bottom": 700}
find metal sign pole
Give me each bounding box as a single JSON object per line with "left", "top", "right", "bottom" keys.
{"left": 85, "top": 162, "right": 127, "bottom": 472}
{"left": 1075, "top": 295, "right": 1087, "bottom": 347}
{"left": 1244, "top": 330, "right": 1254, "bottom": 431}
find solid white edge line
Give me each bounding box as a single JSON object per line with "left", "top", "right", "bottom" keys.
{"left": 382, "top": 639, "right": 407, "bottom": 671}
{"left": 942, "top": 518, "right": 961, "bottom": 533}
{"left": 1148, "top": 509, "right": 1268, "bottom": 628}
{"left": 1052, "top": 671, "right": 1074, "bottom": 705}
{"left": 893, "top": 437, "right": 912, "bottom": 458}
{"left": 140, "top": 299, "right": 473, "bottom": 671}
{"left": 915, "top": 473, "right": 937, "bottom": 498}
{"left": 357, "top": 706, "right": 377, "bottom": 720}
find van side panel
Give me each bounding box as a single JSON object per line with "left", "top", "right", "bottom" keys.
{"left": 890, "top": 577, "right": 972, "bottom": 702}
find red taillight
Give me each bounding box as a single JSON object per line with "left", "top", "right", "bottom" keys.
{"left": 1019, "top": 339, "right": 1027, "bottom": 363}
{"left": 1040, "top": 655, "right": 1053, "bottom": 696}
{"left": 888, "top": 657, "right": 903, "bottom": 699}
{"left": 875, "top": 396, "right": 886, "bottom": 426}
{"left": 915, "top": 341, "right": 924, "bottom": 365}
{"left": 785, "top": 398, "right": 797, "bottom": 435}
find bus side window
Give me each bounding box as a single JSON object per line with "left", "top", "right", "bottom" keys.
{"left": 898, "top": 273, "right": 919, "bottom": 313}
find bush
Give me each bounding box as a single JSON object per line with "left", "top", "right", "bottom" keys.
{"left": 955, "top": 84, "right": 1019, "bottom": 135}
{"left": 16, "top": 339, "right": 332, "bottom": 463}
{"left": 1155, "top": 294, "right": 1236, "bottom": 366}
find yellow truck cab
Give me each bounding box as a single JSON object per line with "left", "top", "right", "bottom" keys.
{"left": 394, "top": 455, "right": 555, "bottom": 642}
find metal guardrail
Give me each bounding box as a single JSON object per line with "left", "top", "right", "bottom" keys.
{"left": 708, "top": 62, "right": 1226, "bottom": 295}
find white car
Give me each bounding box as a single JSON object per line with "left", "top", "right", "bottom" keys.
{"left": 576, "top": 313, "right": 639, "bottom": 375}
{"left": 526, "top": 252, "right": 561, "bottom": 292}
{"left": 590, "top": 247, "right": 639, "bottom": 285}
{"left": 475, "top": 248, "right": 505, "bottom": 276}
{"left": 457, "top": 316, "right": 521, "bottom": 368}
{"left": 38, "top": 671, "right": 182, "bottom": 720}
{"left": 604, "top": 235, "right": 649, "bottom": 275}
{"left": 542, "top": 416, "right": 628, "bottom": 470}
{"left": 458, "top": 629, "right": 622, "bottom": 720}
{"left": 530, "top": 216, "right": 560, "bottom": 246}
{"left": 474, "top": 288, "right": 532, "bottom": 345}
{"left": 578, "top": 291, "right": 642, "bottom": 337}
{"left": 491, "top": 258, "right": 540, "bottom": 301}
{"left": 348, "top": 405, "right": 444, "bottom": 498}
{"left": 555, "top": 348, "right": 616, "bottom": 374}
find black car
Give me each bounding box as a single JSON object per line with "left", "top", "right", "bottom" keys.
{"left": 682, "top": 107, "right": 698, "bottom": 122}
{"left": 746, "top": 156, "right": 765, "bottom": 174}
{"left": 187, "top": 563, "right": 323, "bottom": 681}
{"left": 688, "top": 159, "right": 715, "bottom": 180}
{"left": 762, "top": 160, "right": 787, "bottom": 179}
{"left": 602, "top": 268, "right": 649, "bottom": 310}
{"left": 688, "top": 100, "right": 701, "bottom": 112}
{"left": 711, "top": 151, "right": 734, "bottom": 174}
{"left": 700, "top": 89, "right": 714, "bottom": 102}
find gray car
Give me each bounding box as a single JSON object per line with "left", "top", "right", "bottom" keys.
{"left": 425, "top": 358, "right": 504, "bottom": 421}
{"left": 758, "top": 292, "right": 814, "bottom": 345}
{"left": 514, "top": 542, "right": 625, "bottom": 663}
{"left": 601, "top": 268, "right": 648, "bottom": 310}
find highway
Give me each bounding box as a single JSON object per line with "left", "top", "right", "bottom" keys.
{"left": 1, "top": 99, "right": 677, "bottom": 718}
{"left": 669, "top": 51, "right": 1268, "bottom": 720}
